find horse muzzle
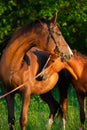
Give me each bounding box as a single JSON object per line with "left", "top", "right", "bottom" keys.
{"left": 60, "top": 52, "right": 73, "bottom": 62}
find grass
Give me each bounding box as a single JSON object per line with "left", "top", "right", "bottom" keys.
{"left": 0, "top": 85, "right": 87, "bottom": 130}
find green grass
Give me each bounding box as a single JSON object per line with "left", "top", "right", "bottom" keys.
{"left": 0, "top": 85, "right": 87, "bottom": 130}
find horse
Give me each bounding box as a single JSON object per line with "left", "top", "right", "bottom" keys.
{"left": 0, "top": 13, "right": 73, "bottom": 130}
{"left": 0, "top": 46, "right": 77, "bottom": 130}
{"left": 0, "top": 13, "right": 73, "bottom": 74}
{"left": 40, "top": 69, "right": 71, "bottom": 130}
{"left": 41, "top": 50, "right": 87, "bottom": 130}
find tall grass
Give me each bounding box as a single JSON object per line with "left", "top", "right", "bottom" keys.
{"left": 0, "top": 85, "right": 87, "bottom": 130}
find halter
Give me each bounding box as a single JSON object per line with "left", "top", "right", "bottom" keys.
{"left": 46, "top": 19, "right": 61, "bottom": 54}
{"left": 45, "top": 20, "right": 71, "bottom": 62}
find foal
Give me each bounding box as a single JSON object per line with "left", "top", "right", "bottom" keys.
{"left": 41, "top": 50, "right": 87, "bottom": 130}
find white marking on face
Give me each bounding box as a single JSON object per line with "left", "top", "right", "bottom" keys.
{"left": 68, "top": 45, "right": 73, "bottom": 56}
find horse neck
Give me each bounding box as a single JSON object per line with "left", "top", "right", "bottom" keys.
{"left": 1, "top": 32, "right": 37, "bottom": 70}
{"left": 66, "top": 55, "right": 84, "bottom": 79}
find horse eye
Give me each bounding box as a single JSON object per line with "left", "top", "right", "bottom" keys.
{"left": 51, "top": 59, "right": 55, "bottom": 62}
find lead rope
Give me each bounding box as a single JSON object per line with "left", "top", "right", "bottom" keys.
{"left": 0, "top": 55, "right": 56, "bottom": 99}
{"left": 41, "top": 55, "right": 51, "bottom": 71}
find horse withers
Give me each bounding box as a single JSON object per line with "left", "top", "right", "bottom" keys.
{"left": 41, "top": 50, "right": 87, "bottom": 130}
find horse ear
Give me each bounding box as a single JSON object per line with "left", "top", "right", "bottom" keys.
{"left": 73, "top": 49, "right": 77, "bottom": 54}
{"left": 50, "top": 12, "right": 57, "bottom": 24}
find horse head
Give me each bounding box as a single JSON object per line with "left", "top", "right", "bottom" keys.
{"left": 36, "top": 13, "right": 73, "bottom": 62}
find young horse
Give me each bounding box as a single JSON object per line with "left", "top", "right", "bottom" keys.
{"left": 41, "top": 50, "right": 87, "bottom": 130}
{"left": 41, "top": 69, "right": 71, "bottom": 130}
{"left": 0, "top": 47, "right": 77, "bottom": 130}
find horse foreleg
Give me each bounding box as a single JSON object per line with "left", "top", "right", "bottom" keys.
{"left": 59, "top": 87, "right": 68, "bottom": 130}
{"left": 77, "top": 93, "right": 86, "bottom": 130}
{"left": 40, "top": 91, "right": 60, "bottom": 129}
{"left": 61, "top": 98, "right": 67, "bottom": 130}
{"left": 5, "top": 94, "right": 15, "bottom": 130}
{"left": 20, "top": 88, "right": 30, "bottom": 130}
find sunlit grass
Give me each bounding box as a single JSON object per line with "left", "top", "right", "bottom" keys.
{"left": 0, "top": 85, "right": 87, "bottom": 130}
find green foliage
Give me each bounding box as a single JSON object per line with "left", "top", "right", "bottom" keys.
{"left": 0, "top": 86, "right": 87, "bottom": 130}
{"left": 0, "top": 1, "right": 87, "bottom": 129}
{"left": 0, "top": 0, "right": 87, "bottom": 54}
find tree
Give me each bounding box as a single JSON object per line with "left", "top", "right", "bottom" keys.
{"left": 0, "top": 0, "right": 87, "bottom": 55}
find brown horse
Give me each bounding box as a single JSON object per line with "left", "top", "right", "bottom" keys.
{"left": 0, "top": 13, "right": 74, "bottom": 130}
{"left": 0, "top": 46, "right": 77, "bottom": 130}
{"left": 41, "top": 50, "right": 87, "bottom": 130}
{"left": 40, "top": 69, "right": 71, "bottom": 130}
{"left": 0, "top": 13, "right": 73, "bottom": 74}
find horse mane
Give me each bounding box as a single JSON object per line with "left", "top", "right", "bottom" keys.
{"left": 9, "top": 18, "right": 47, "bottom": 45}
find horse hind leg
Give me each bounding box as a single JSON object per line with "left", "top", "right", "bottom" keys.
{"left": 5, "top": 94, "right": 15, "bottom": 130}
{"left": 77, "top": 93, "right": 86, "bottom": 130}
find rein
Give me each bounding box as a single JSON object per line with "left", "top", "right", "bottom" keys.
{"left": 0, "top": 56, "right": 59, "bottom": 99}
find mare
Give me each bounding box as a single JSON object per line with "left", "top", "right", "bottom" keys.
{"left": 0, "top": 13, "right": 73, "bottom": 130}
{"left": 41, "top": 50, "right": 87, "bottom": 130}
{"left": 0, "top": 13, "right": 73, "bottom": 73}
{"left": 0, "top": 47, "right": 77, "bottom": 130}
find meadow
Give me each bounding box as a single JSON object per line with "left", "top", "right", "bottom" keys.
{"left": 0, "top": 85, "right": 87, "bottom": 130}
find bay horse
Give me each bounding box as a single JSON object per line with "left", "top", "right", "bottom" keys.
{"left": 0, "top": 13, "right": 73, "bottom": 130}
{"left": 0, "top": 12, "right": 73, "bottom": 75}
{"left": 0, "top": 47, "right": 77, "bottom": 130}
{"left": 41, "top": 50, "right": 87, "bottom": 130}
